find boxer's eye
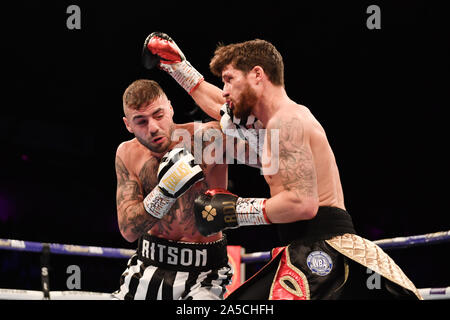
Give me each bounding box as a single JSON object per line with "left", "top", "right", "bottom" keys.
{"left": 223, "top": 75, "right": 232, "bottom": 83}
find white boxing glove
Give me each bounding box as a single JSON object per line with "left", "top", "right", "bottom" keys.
{"left": 143, "top": 148, "right": 204, "bottom": 219}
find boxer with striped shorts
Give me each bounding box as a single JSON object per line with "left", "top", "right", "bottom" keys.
{"left": 112, "top": 80, "right": 235, "bottom": 300}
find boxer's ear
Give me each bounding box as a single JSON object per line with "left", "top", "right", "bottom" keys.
{"left": 250, "top": 66, "right": 265, "bottom": 83}
{"left": 123, "top": 117, "right": 133, "bottom": 133}
{"left": 167, "top": 100, "right": 174, "bottom": 118}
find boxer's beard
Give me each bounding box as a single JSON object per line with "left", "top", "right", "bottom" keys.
{"left": 233, "top": 83, "right": 258, "bottom": 120}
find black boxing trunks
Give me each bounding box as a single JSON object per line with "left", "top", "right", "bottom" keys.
{"left": 112, "top": 234, "right": 232, "bottom": 300}
{"left": 227, "top": 206, "right": 422, "bottom": 300}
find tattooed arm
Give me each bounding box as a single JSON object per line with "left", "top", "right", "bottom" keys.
{"left": 115, "top": 146, "right": 159, "bottom": 243}
{"left": 264, "top": 117, "right": 319, "bottom": 223}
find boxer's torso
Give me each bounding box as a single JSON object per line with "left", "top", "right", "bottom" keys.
{"left": 119, "top": 122, "right": 226, "bottom": 242}
{"left": 263, "top": 102, "right": 345, "bottom": 210}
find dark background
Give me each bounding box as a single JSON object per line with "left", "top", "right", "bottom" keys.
{"left": 0, "top": 1, "right": 448, "bottom": 294}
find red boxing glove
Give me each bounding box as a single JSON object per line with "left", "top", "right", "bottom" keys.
{"left": 142, "top": 32, "right": 204, "bottom": 94}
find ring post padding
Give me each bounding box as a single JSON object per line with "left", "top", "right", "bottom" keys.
{"left": 40, "top": 243, "right": 51, "bottom": 300}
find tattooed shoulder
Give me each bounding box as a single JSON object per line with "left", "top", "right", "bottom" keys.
{"left": 269, "top": 116, "right": 305, "bottom": 148}
{"left": 270, "top": 116, "right": 317, "bottom": 199}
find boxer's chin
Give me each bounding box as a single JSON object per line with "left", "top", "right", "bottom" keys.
{"left": 137, "top": 135, "right": 170, "bottom": 153}
{"left": 233, "top": 102, "right": 252, "bottom": 119}
{"left": 233, "top": 84, "right": 258, "bottom": 119}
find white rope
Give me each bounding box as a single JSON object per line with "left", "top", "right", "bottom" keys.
{"left": 1, "top": 287, "right": 449, "bottom": 300}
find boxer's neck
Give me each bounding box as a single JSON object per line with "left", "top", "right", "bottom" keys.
{"left": 252, "top": 85, "right": 290, "bottom": 127}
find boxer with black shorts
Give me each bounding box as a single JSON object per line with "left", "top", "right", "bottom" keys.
{"left": 143, "top": 32, "right": 422, "bottom": 300}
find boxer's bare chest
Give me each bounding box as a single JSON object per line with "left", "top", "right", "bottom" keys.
{"left": 131, "top": 143, "right": 209, "bottom": 239}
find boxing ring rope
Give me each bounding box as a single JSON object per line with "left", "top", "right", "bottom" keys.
{"left": 241, "top": 230, "right": 450, "bottom": 263}
{"left": 1, "top": 230, "right": 449, "bottom": 300}
{"left": 0, "top": 239, "right": 135, "bottom": 259}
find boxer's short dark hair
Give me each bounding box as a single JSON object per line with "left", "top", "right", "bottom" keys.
{"left": 123, "top": 79, "right": 165, "bottom": 111}
{"left": 210, "top": 39, "right": 284, "bottom": 87}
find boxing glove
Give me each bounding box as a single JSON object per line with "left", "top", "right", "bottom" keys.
{"left": 144, "top": 148, "right": 204, "bottom": 219}
{"left": 142, "top": 32, "right": 204, "bottom": 94}
{"left": 219, "top": 103, "right": 265, "bottom": 158}
{"left": 194, "top": 188, "right": 270, "bottom": 237}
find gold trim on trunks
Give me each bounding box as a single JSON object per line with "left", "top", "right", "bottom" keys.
{"left": 334, "top": 258, "right": 349, "bottom": 293}
{"left": 269, "top": 246, "right": 311, "bottom": 300}
{"left": 325, "top": 233, "right": 422, "bottom": 299}
{"left": 279, "top": 275, "right": 304, "bottom": 298}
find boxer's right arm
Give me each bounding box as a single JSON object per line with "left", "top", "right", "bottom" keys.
{"left": 116, "top": 146, "right": 204, "bottom": 242}
{"left": 115, "top": 153, "right": 158, "bottom": 243}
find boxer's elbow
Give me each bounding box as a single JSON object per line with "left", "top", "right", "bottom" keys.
{"left": 302, "top": 197, "right": 319, "bottom": 220}
{"left": 288, "top": 193, "right": 319, "bottom": 221}
{"left": 266, "top": 191, "right": 318, "bottom": 223}
{"left": 117, "top": 212, "right": 139, "bottom": 243}
{"left": 120, "top": 228, "right": 139, "bottom": 243}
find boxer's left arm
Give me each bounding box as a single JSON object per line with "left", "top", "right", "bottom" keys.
{"left": 190, "top": 81, "right": 224, "bottom": 121}
{"left": 144, "top": 33, "right": 261, "bottom": 167}
{"left": 264, "top": 116, "right": 319, "bottom": 222}
{"left": 143, "top": 32, "right": 224, "bottom": 120}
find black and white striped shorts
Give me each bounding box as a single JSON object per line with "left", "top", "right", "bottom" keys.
{"left": 112, "top": 235, "right": 233, "bottom": 300}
